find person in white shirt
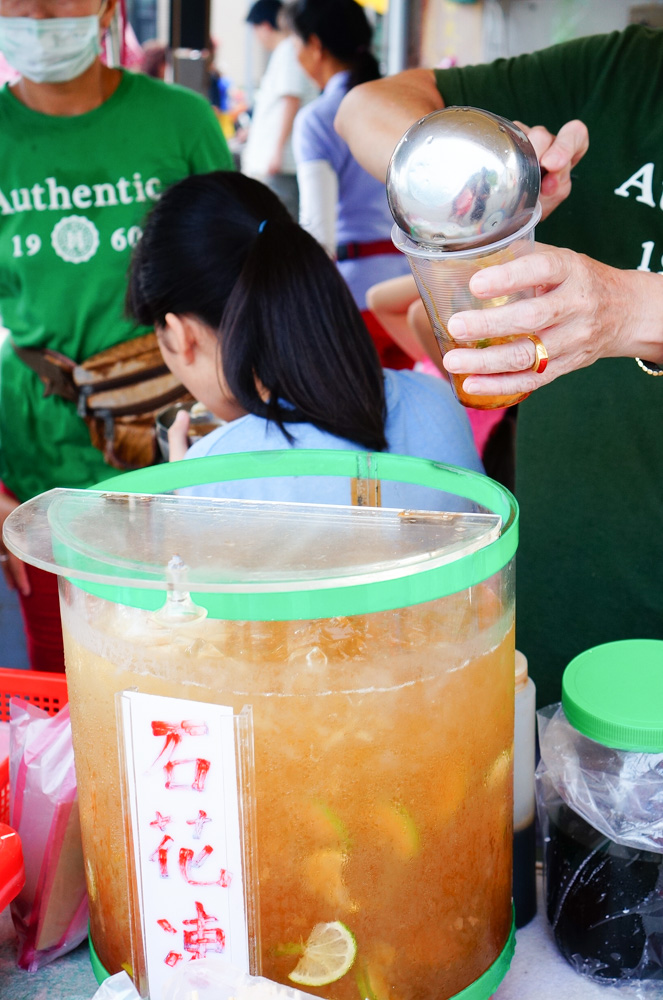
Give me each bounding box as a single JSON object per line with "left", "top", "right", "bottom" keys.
{"left": 241, "top": 0, "right": 317, "bottom": 218}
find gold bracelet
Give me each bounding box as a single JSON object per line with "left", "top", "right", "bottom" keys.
{"left": 635, "top": 357, "right": 663, "bottom": 376}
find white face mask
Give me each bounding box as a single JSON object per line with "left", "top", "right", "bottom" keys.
{"left": 0, "top": 15, "right": 102, "bottom": 84}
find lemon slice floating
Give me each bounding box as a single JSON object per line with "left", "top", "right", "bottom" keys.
{"left": 288, "top": 921, "right": 357, "bottom": 986}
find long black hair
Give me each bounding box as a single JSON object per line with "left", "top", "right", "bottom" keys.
{"left": 127, "top": 171, "right": 387, "bottom": 450}
{"left": 290, "top": 0, "right": 380, "bottom": 91}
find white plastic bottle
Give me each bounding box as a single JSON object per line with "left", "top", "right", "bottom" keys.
{"left": 513, "top": 650, "right": 537, "bottom": 927}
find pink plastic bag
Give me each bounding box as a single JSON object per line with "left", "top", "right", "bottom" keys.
{"left": 9, "top": 699, "right": 89, "bottom": 971}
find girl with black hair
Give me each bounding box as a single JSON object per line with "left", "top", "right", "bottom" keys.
{"left": 289, "top": 0, "right": 413, "bottom": 370}
{"left": 127, "top": 171, "right": 482, "bottom": 502}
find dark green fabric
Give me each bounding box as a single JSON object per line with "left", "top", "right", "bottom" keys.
{"left": 0, "top": 71, "right": 233, "bottom": 500}
{"left": 435, "top": 26, "right": 663, "bottom": 707}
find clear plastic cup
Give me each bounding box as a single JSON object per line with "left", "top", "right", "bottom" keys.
{"left": 392, "top": 204, "right": 542, "bottom": 410}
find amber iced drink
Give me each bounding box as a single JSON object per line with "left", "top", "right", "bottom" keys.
{"left": 392, "top": 205, "right": 541, "bottom": 410}
{"left": 3, "top": 451, "right": 518, "bottom": 1000}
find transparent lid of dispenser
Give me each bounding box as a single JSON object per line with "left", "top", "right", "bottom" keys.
{"left": 4, "top": 488, "right": 505, "bottom": 620}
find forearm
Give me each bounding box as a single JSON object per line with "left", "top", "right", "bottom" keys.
{"left": 409, "top": 300, "right": 444, "bottom": 371}
{"left": 366, "top": 276, "right": 427, "bottom": 361}
{"left": 369, "top": 309, "right": 426, "bottom": 362}
{"left": 366, "top": 275, "right": 418, "bottom": 315}
{"left": 334, "top": 69, "right": 444, "bottom": 182}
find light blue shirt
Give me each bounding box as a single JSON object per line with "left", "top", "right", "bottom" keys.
{"left": 182, "top": 369, "right": 484, "bottom": 509}
{"left": 292, "top": 72, "right": 410, "bottom": 309}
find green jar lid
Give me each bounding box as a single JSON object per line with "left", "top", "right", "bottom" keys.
{"left": 562, "top": 639, "right": 663, "bottom": 752}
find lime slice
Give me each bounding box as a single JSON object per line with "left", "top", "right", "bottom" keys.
{"left": 303, "top": 849, "right": 357, "bottom": 912}
{"left": 373, "top": 801, "right": 420, "bottom": 860}
{"left": 288, "top": 921, "right": 357, "bottom": 986}
{"left": 306, "top": 799, "right": 351, "bottom": 848}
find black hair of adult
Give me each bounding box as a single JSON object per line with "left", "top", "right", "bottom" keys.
{"left": 127, "top": 171, "right": 387, "bottom": 451}
{"left": 246, "top": 0, "right": 282, "bottom": 28}
{"left": 290, "top": 0, "right": 380, "bottom": 91}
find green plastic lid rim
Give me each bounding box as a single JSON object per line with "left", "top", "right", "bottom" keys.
{"left": 78, "top": 450, "right": 517, "bottom": 621}
{"left": 563, "top": 706, "right": 663, "bottom": 754}
{"left": 562, "top": 639, "right": 663, "bottom": 753}
{"left": 448, "top": 916, "right": 516, "bottom": 1000}
{"left": 89, "top": 916, "right": 516, "bottom": 995}
{"left": 88, "top": 932, "right": 107, "bottom": 986}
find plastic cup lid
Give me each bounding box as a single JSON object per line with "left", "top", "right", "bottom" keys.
{"left": 562, "top": 639, "right": 663, "bottom": 752}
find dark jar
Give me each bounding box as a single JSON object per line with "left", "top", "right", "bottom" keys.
{"left": 536, "top": 639, "right": 663, "bottom": 985}
{"left": 544, "top": 794, "right": 663, "bottom": 981}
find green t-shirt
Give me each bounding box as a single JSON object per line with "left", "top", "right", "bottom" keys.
{"left": 435, "top": 26, "right": 663, "bottom": 706}
{"left": 0, "top": 71, "right": 233, "bottom": 500}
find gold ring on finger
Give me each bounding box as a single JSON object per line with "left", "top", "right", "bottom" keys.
{"left": 526, "top": 334, "right": 548, "bottom": 374}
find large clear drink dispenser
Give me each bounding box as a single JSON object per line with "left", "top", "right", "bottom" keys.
{"left": 4, "top": 450, "right": 518, "bottom": 1000}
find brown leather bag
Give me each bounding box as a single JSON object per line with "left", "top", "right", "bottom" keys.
{"left": 13, "top": 333, "right": 191, "bottom": 470}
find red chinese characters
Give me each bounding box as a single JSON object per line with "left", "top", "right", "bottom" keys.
{"left": 157, "top": 901, "right": 227, "bottom": 963}
{"left": 149, "top": 717, "right": 232, "bottom": 967}
{"left": 163, "top": 757, "right": 211, "bottom": 792}
{"left": 152, "top": 720, "right": 209, "bottom": 761}
{"left": 150, "top": 835, "right": 174, "bottom": 879}
{"left": 150, "top": 811, "right": 172, "bottom": 831}
{"left": 183, "top": 901, "right": 226, "bottom": 960}
{"left": 187, "top": 809, "right": 211, "bottom": 840}
{"left": 179, "top": 846, "right": 232, "bottom": 888}
{"left": 152, "top": 720, "right": 210, "bottom": 792}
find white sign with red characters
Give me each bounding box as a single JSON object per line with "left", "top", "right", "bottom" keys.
{"left": 119, "top": 691, "right": 250, "bottom": 1000}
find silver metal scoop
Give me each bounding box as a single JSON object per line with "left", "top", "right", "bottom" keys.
{"left": 387, "top": 106, "right": 541, "bottom": 250}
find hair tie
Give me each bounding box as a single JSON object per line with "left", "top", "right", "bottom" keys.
{"left": 258, "top": 219, "right": 268, "bottom": 233}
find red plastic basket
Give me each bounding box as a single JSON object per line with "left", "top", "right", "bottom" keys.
{"left": 0, "top": 668, "right": 68, "bottom": 825}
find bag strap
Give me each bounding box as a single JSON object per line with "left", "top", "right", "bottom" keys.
{"left": 86, "top": 382, "right": 189, "bottom": 421}
{"left": 11, "top": 343, "right": 78, "bottom": 403}
{"left": 71, "top": 331, "right": 171, "bottom": 392}
{"left": 73, "top": 360, "right": 171, "bottom": 394}
{"left": 12, "top": 340, "right": 184, "bottom": 416}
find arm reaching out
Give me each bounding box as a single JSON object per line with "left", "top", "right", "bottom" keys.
{"left": 334, "top": 68, "right": 444, "bottom": 181}
{"left": 168, "top": 408, "right": 192, "bottom": 463}
{"left": 0, "top": 493, "right": 30, "bottom": 597}
{"left": 334, "top": 63, "right": 589, "bottom": 219}
{"left": 366, "top": 276, "right": 428, "bottom": 362}
{"left": 366, "top": 276, "right": 449, "bottom": 376}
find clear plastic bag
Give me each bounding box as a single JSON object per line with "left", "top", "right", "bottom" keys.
{"left": 9, "top": 699, "right": 89, "bottom": 970}
{"left": 536, "top": 705, "right": 663, "bottom": 987}
{"left": 162, "top": 956, "right": 320, "bottom": 1000}
{"left": 90, "top": 971, "right": 141, "bottom": 1000}
{"left": 537, "top": 704, "right": 663, "bottom": 853}
{"left": 89, "top": 958, "right": 322, "bottom": 1000}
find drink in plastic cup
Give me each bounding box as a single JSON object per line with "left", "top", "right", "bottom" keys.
{"left": 392, "top": 204, "right": 542, "bottom": 410}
